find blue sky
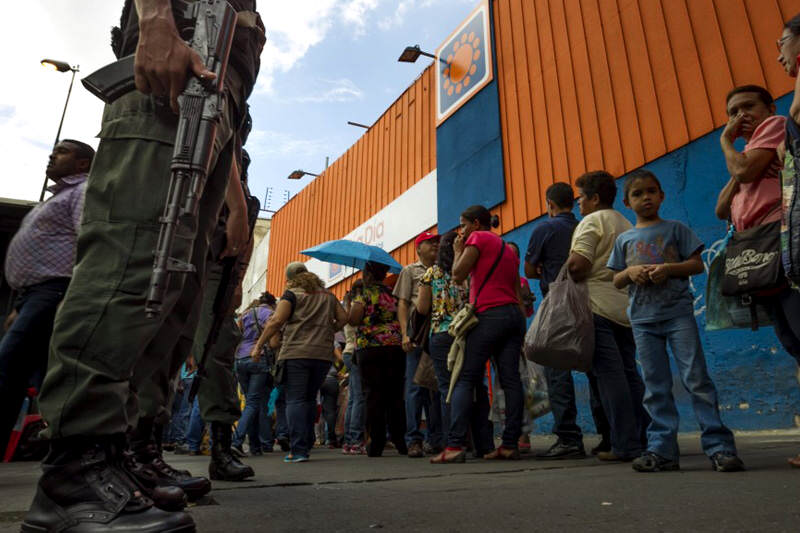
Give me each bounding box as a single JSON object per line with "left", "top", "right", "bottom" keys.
{"left": 0, "top": 1, "right": 477, "bottom": 208}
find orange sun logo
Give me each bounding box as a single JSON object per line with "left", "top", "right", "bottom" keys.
{"left": 442, "top": 31, "right": 481, "bottom": 97}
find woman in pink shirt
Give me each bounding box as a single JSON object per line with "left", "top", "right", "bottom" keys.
{"left": 431, "top": 205, "right": 526, "bottom": 463}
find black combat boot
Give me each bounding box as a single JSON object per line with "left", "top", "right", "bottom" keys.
{"left": 21, "top": 437, "right": 195, "bottom": 533}
{"left": 209, "top": 422, "right": 254, "bottom": 481}
{"left": 129, "top": 418, "right": 211, "bottom": 503}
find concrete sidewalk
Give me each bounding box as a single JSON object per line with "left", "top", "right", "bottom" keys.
{"left": 1, "top": 432, "right": 798, "bottom": 532}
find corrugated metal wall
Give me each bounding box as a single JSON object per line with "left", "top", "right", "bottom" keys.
{"left": 267, "top": 0, "right": 800, "bottom": 297}
{"left": 492, "top": 0, "right": 800, "bottom": 234}
{"left": 267, "top": 68, "right": 437, "bottom": 298}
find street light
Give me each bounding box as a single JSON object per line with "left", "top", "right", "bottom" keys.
{"left": 39, "top": 58, "right": 80, "bottom": 201}
{"left": 397, "top": 45, "right": 446, "bottom": 64}
{"left": 287, "top": 170, "right": 320, "bottom": 180}
{"left": 347, "top": 121, "right": 370, "bottom": 129}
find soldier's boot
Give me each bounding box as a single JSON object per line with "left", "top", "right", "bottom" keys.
{"left": 21, "top": 436, "right": 195, "bottom": 533}
{"left": 129, "top": 418, "right": 211, "bottom": 503}
{"left": 209, "top": 422, "right": 254, "bottom": 481}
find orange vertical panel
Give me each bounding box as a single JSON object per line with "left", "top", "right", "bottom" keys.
{"left": 745, "top": 0, "right": 794, "bottom": 96}
{"left": 394, "top": 102, "right": 403, "bottom": 202}
{"left": 617, "top": 0, "right": 667, "bottom": 161}
{"left": 414, "top": 81, "right": 423, "bottom": 183}
{"left": 713, "top": 0, "right": 767, "bottom": 88}
{"left": 381, "top": 115, "right": 390, "bottom": 208}
{"left": 686, "top": 0, "right": 735, "bottom": 126}
{"left": 564, "top": 0, "right": 605, "bottom": 174}
{"left": 492, "top": 0, "right": 514, "bottom": 234}
{"left": 427, "top": 68, "right": 436, "bottom": 173}
{"left": 421, "top": 71, "right": 431, "bottom": 180}
{"left": 660, "top": 0, "right": 715, "bottom": 140}
{"left": 388, "top": 105, "right": 396, "bottom": 206}
{"left": 597, "top": 0, "right": 645, "bottom": 172}
{"left": 535, "top": 0, "right": 570, "bottom": 186}
{"left": 401, "top": 92, "right": 409, "bottom": 193}
{"left": 550, "top": 0, "right": 587, "bottom": 180}
{"left": 778, "top": 0, "right": 800, "bottom": 19}
{"left": 366, "top": 133, "right": 375, "bottom": 231}
{"left": 580, "top": 0, "right": 625, "bottom": 177}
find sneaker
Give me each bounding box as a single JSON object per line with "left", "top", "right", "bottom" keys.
{"left": 632, "top": 452, "right": 680, "bottom": 472}
{"left": 284, "top": 454, "right": 309, "bottom": 463}
{"left": 407, "top": 441, "right": 424, "bottom": 458}
{"left": 423, "top": 442, "right": 443, "bottom": 455}
{"left": 536, "top": 440, "right": 586, "bottom": 460}
{"left": 231, "top": 444, "right": 249, "bottom": 458}
{"left": 341, "top": 444, "right": 352, "bottom": 455}
{"left": 710, "top": 452, "right": 745, "bottom": 472}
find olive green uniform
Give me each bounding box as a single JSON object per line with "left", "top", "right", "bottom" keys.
{"left": 39, "top": 70, "right": 246, "bottom": 438}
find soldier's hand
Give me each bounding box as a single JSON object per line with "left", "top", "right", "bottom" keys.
{"left": 134, "top": 4, "right": 216, "bottom": 113}
{"left": 221, "top": 208, "right": 248, "bottom": 258}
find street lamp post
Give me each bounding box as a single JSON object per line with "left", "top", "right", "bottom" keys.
{"left": 39, "top": 59, "right": 80, "bottom": 201}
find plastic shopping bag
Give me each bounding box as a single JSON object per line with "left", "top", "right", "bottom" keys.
{"left": 524, "top": 266, "right": 594, "bottom": 372}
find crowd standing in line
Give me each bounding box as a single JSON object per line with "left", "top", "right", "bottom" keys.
{"left": 4, "top": 7, "right": 800, "bottom": 533}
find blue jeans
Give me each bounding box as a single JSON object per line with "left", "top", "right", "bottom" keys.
{"left": 186, "top": 397, "right": 205, "bottom": 452}
{"left": 633, "top": 314, "right": 736, "bottom": 461}
{"left": 233, "top": 357, "right": 273, "bottom": 450}
{"left": 404, "top": 347, "right": 443, "bottom": 446}
{"left": 544, "top": 368, "right": 609, "bottom": 445}
{"left": 449, "top": 304, "right": 525, "bottom": 449}
{"left": 275, "top": 386, "right": 288, "bottom": 441}
{"left": 343, "top": 352, "right": 365, "bottom": 444}
{"left": 0, "top": 277, "right": 69, "bottom": 449}
{"left": 163, "top": 377, "right": 193, "bottom": 444}
{"left": 285, "top": 358, "right": 331, "bottom": 457}
{"left": 591, "top": 314, "right": 648, "bottom": 458}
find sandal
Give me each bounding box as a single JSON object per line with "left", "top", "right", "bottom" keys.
{"left": 483, "top": 446, "right": 521, "bottom": 460}
{"left": 789, "top": 454, "right": 800, "bottom": 468}
{"left": 430, "top": 447, "right": 466, "bottom": 464}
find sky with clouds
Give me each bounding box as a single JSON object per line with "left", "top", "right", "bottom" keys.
{"left": 1, "top": 0, "right": 476, "bottom": 211}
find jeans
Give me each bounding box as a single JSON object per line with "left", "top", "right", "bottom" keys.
{"left": 342, "top": 352, "right": 365, "bottom": 444}
{"left": 544, "top": 367, "right": 609, "bottom": 445}
{"left": 357, "top": 346, "right": 407, "bottom": 456}
{"left": 405, "top": 347, "right": 443, "bottom": 446}
{"left": 319, "top": 376, "right": 339, "bottom": 444}
{"left": 769, "top": 288, "right": 800, "bottom": 364}
{"left": 233, "top": 357, "right": 273, "bottom": 450}
{"left": 275, "top": 386, "right": 289, "bottom": 441}
{"left": 591, "top": 314, "right": 648, "bottom": 458}
{"left": 186, "top": 397, "right": 205, "bottom": 452}
{"left": 163, "top": 377, "right": 193, "bottom": 444}
{"left": 284, "top": 358, "right": 331, "bottom": 457}
{"left": 0, "top": 278, "right": 69, "bottom": 449}
{"left": 449, "top": 304, "right": 526, "bottom": 449}
{"left": 633, "top": 314, "right": 736, "bottom": 461}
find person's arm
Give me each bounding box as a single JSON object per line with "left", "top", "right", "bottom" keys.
{"left": 251, "top": 299, "right": 292, "bottom": 359}
{"left": 134, "top": 0, "right": 216, "bottom": 112}
{"left": 515, "top": 280, "right": 525, "bottom": 316}
{"left": 333, "top": 300, "right": 349, "bottom": 330}
{"left": 524, "top": 261, "right": 542, "bottom": 279}
{"left": 221, "top": 160, "right": 249, "bottom": 258}
{"left": 791, "top": 73, "right": 800, "bottom": 125}
{"left": 715, "top": 177, "right": 739, "bottom": 221}
{"left": 613, "top": 265, "right": 653, "bottom": 289}
{"left": 720, "top": 114, "right": 776, "bottom": 184}
{"left": 647, "top": 252, "right": 704, "bottom": 284}
{"left": 452, "top": 242, "right": 479, "bottom": 284}
{"left": 566, "top": 253, "right": 592, "bottom": 283}
{"left": 567, "top": 217, "right": 601, "bottom": 283}
{"left": 397, "top": 298, "right": 413, "bottom": 352}
{"left": 524, "top": 226, "right": 546, "bottom": 279}
{"left": 416, "top": 284, "right": 432, "bottom": 316}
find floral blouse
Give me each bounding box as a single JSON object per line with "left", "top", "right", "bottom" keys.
{"left": 420, "top": 265, "right": 467, "bottom": 334}
{"left": 351, "top": 283, "right": 402, "bottom": 349}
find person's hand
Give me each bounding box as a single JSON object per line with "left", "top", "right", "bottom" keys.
{"left": 402, "top": 335, "right": 416, "bottom": 353}
{"left": 626, "top": 265, "right": 653, "bottom": 286}
{"left": 648, "top": 264, "right": 671, "bottom": 284}
{"left": 3, "top": 309, "right": 17, "bottom": 332}
{"left": 535, "top": 264, "right": 543, "bottom": 276}
{"left": 453, "top": 233, "right": 465, "bottom": 255}
{"left": 250, "top": 344, "right": 262, "bottom": 362}
{"left": 721, "top": 113, "right": 746, "bottom": 143}
{"left": 221, "top": 209, "right": 249, "bottom": 258}
{"left": 134, "top": 9, "right": 216, "bottom": 113}
{"left": 777, "top": 140, "right": 787, "bottom": 163}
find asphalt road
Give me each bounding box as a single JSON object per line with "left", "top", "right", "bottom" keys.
{"left": 1, "top": 432, "right": 799, "bottom": 532}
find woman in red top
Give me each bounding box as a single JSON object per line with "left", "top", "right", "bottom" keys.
{"left": 431, "top": 205, "right": 526, "bottom": 463}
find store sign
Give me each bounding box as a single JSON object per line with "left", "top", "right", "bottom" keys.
{"left": 304, "top": 170, "right": 438, "bottom": 287}
{"left": 435, "top": 0, "right": 493, "bottom": 126}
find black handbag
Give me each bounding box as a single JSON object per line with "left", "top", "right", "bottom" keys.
{"left": 721, "top": 220, "right": 785, "bottom": 297}
{"left": 407, "top": 307, "right": 431, "bottom": 352}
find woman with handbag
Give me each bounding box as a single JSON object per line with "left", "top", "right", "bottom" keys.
{"left": 231, "top": 292, "right": 276, "bottom": 456}
{"left": 347, "top": 261, "right": 409, "bottom": 457}
{"left": 431, "top": 206, "right": 527, "bottom": 463}
{"left": 251, "top": 263, "right": 348, "bottom": 463}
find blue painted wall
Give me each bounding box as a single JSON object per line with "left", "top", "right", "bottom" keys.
{"left": 504, "top": 93, "right": 800, "bottom": 434}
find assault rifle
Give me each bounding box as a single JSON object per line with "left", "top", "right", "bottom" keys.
{"left": 81, "top": 0, "right": 237, "bottom": 318}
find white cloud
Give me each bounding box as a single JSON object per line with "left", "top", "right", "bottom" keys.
{"left": 341, "top": 0, "right": 381, "bottom": 36}
{"left": 246, "top": 129, "right": 332, "bottom": 158}
{"left": 291, "top": 78, "right": 364, "bottom": 103}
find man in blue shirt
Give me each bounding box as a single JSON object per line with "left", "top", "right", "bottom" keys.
{"left": 524, "top": 182, "right": 610, "bottom": 459}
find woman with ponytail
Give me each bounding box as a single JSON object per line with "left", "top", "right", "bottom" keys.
{"left": 431, "top": 206, "right": 526, "bottom": 463}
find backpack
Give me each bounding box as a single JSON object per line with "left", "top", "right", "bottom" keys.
{"left": 782, "top": 117, "right": 800, "bottom": 285}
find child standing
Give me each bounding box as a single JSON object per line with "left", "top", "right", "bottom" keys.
{"left": 607, "top": 169, "right": 744, "bottom": 473}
